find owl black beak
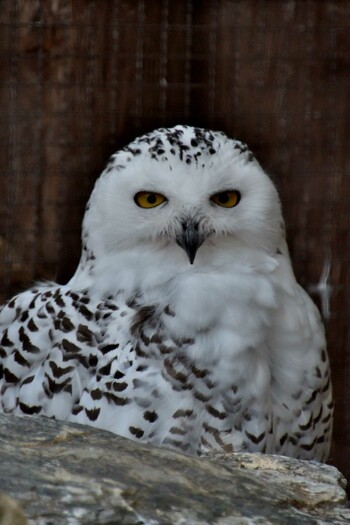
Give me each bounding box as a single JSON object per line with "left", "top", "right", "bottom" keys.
{"left": 176, "top": 219, "right": 205, "bottom": 264}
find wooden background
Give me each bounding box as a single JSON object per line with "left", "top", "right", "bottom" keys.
{"left": 0, "top": 1, "right": 349, "bottom": 485}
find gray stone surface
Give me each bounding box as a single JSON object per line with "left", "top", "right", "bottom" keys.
{"left": 0, "top": 414, "right": 349, "bottom": 524}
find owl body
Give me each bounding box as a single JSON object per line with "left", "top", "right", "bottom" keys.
{"left": 0, "top": 126, "right": 333, "bottom": 460}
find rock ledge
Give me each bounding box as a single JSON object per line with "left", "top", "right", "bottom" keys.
{"left": 0, "top": 414, "right": 348, "bottom": 524}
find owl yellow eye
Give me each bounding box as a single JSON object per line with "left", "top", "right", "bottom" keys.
{"left": 134, "top": 191, "right": 167, "bottom": 209}
{"left": 211, "top": 190, "right": 241, "bottom": 208}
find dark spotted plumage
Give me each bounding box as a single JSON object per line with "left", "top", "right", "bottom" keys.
{"left": 0, "top": 125, "right": 333, "bottom": 461}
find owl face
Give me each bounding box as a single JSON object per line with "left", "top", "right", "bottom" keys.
{"left": 84, "top": 126, "right": 283, "bottom": 265}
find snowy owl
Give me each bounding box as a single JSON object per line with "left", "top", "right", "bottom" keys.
{"left": 0, "top": 125, "right": 333, "bottom": 461}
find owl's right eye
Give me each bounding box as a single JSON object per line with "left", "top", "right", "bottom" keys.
{"left": 134, "top": 191, "right": 167, "bottom": 209}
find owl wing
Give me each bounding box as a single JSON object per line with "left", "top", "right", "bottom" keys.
{"left": 0, "top": 285, "right": 135, "bottom": 421}
{"left": 267, "top": 246, "right": 333, "bottom": 461}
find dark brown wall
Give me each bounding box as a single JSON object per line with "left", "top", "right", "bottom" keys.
{"left": 0, "top": 0, "right": 349, "bottom": 485}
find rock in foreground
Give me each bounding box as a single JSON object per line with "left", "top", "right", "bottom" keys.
{"left": 0, "top": 414, "right": 349, "bottom": 524}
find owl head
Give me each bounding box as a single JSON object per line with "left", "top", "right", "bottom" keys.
{"left": 81, "top": 125, "right": 283, "bottom": 275}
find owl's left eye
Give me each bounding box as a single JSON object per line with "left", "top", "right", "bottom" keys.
{"left": 134, "top": 191, "right": 167, "bottom": 209}
{"left": 210, "top": 190, "right": 241, "bottom": 208}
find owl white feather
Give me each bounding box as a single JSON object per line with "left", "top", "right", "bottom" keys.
{"left": 0, "top": 125, "right": 333, "bottom": 460}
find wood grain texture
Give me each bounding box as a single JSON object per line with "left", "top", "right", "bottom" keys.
{"left": 0, "top": 0, "right": 349, "bottom": 488}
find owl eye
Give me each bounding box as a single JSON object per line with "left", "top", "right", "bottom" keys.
{"left": 134, "top": 191, "right": 167, "bottom": 209}
{"left": 211, "top": 190, "right": 241, "bottom": 208}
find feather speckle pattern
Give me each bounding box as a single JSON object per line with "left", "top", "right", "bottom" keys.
{"left": 0, "top": 125, "right": 333, "bottom": 460}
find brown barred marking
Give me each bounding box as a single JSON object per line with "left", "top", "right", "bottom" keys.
{"left": 203, "top": 422, "right": 219, "bottom": 435}
{"left": 305, "top": 390, "right": 318, "bottom": 405}
{"left": 20, "top": 311, "right": 29, "bottom": 322}
{"left": 194, "top": 391, "right": 211, "bottom": 402}
{"left": 45, "top": 375, "right": 71, "bottom": 394}
{"left": 163, "top": 437, "right": 185, "bottom": 449}
{"left": 104, "top": 392, "right": 131, "bottom": 406}
{"left": 300, "top": 437, "right": 317, "bottom": 451}
{"left": 173, "top": 408, "right": 194, "bottom": 419}
{"left": 29, "top": 294, "right": 40, "bottom": 309}
{"left": 78, "top": 304, "right": 94, "bottom": 321}
{"left": 1, "top": 330, "right": 13, "bottom": 347}
{"left": 314, "top": 366, "right": 322, "bottom": 378}
{"left": 4, "top": 368, "right": 19, "bottom": 383}
{"left": 135, "top": 344, "right": 147, "bottom": 358}
{"left": 19, "top": 327, "right": 40, "bottom": 353}
{"left": 53, "top": 295, "right": 65, "bottom": 308}
{"left": 159, "top": 344, "right": 173, "bottom": 355}
{"left": 164, "top": 359, "right": 187, "bottom": 383}
{"left": 322, "top": 377, "right": 331, "bottom": 393}
{"left": 77, "top": 324, "right": 94, "bottom": 343}
{"left": 45, "top": 303, "right": 55, "bottom": 314}
{"left": 85, "top": 407, "right": 100, "bottom": 421}
{"left": 143, "top": 410, "right": 158, "bottom": 422}
{"left": 245, "top": 430, "right": 265, "bottom": 445}
{"left": 150, "top": 333, "right": 163, "bottom": 344}
{"left": 279, "top": 433, "right": 288, "bottom": 446}
{"left": 14, "top": 351, "right": 30, "bottom": 367}
{"left": 27, "top": 319, "right": 39, "bottom": 332}
{"left": 37, "top": 309, "right": 47, "bottom": 319}
{"left": 164, "top": 305, "right": 175, "bottom": 317}
{"left": 321, "top": 349, "right": 327, "bottom": 362}
{"left": 18, "top": 402, "right": 42, "bottom": 415}
{"left": 191, "top": 365, "right": 208, "bottom": 379}
{"left": 0, "top": 347, "right": 7, "bottom": 358}
{"left": 71, "top": 405, "right": 84, "bottom": 415}
{"left": 113, "top": 381, "right": 128, "bottom": 392}
{"left": 204, "top": 377, "right": 217, "bottom": 389}
{"left": 49, "top": 361, "right": 74, "bottom": 378}
{"left": 129, "top": 426, "right": 144, "bottom": 439}
{"left": 206, "top": 405, "right": 227, "bottom": 420}
{"left": 62, "top": 352, "right": 89, "bottom": 367}
{"left": 79, "top": 295, "right": 91, "bottom": 305}
{"left": 140, "top": 332, "right": 150, "bottom": 346}
{"left": 60, "top": 316, "right": 75, "bottom": 332}
{"left": 100, "top": 343, "right": 119, "bottom": 354}
{"left": 114, "top": 370, "right": 125, "bottom": 379}
{"left": 99, "top": 362, "right": 111, "bottom": 375}
{"left": 21, "top": 375, "right": 35, "bottom": 385}
{"left": 169, "top": 426, "right": 186, "bottom": 435}
{"left": 131, "top": 305, "right": 157, "bottom": 334}
{"left": 91, "top": 388, "right": 102, "bottom": 400}
{"left": 322, "top": 413, "right": 332, "bottom": 424}
{"left": 200, "top": 435, "right": 211, "bottom": 449}
{"left": 89, "top": 355, "right": 98, "bottom": 367}
{"left": 136, "top": 364, "right": 148, "bottom": 372}
{"left": 62, "top": 339, "right": 81, "bottom": 353}
{"left": 313, "top": 406, "right": 323, "bottom": 425}
{"left": 64, "top": 384, "right": 73, "bottom": 395}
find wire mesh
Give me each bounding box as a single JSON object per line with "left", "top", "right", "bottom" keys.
{"left": 0, "top": 0, "right": 349, "bottom": 486}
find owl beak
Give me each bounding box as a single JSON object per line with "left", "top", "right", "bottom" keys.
{"left": 176, "top": 219, "right": 205, "bottom": 264}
